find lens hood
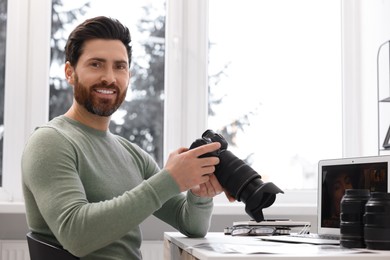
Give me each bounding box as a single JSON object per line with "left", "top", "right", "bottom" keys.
{"left": 243, "top": 181, "right": 284, "bottom": 222}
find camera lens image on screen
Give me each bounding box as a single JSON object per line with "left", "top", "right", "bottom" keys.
{"left": 189, "top": 129, "right": 284, "bottom": 222}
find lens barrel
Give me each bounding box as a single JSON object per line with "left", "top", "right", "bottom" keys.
{"left": 364, "top": 192, "right": 390, "bottom": 250}
{"left": 189, "top": 130, "right": 283, "bottom": 222}
{"left": 340, "top": 189, "right": 370, "bottom": 248}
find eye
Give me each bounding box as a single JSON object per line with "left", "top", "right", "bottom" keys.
{"left": 115, "top": 63, "right": 128, "bottom": 70}
{"left": 90, "top": 61, "right": 102, "bottom": 68}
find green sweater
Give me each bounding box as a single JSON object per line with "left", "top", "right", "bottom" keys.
{"left": 21, "top": 116, "right": 213, "bottom": 259}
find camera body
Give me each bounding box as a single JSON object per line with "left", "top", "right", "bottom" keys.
{"left": 190, "top": 129, "right": 283, "bottom": 222}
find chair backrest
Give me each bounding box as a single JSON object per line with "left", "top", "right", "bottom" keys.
{"left": 26, "top": 232, "right": 79, "bottom": 260}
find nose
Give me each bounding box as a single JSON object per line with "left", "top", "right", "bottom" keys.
{"left": 101, "top": 68, "right": 116, "bottom": 86}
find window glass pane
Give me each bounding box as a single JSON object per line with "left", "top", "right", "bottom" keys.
{"left": 0, "top": 0, "right": 7, "bottom": 186}
{"left": 208, "top": 0, "right": 342, "bottom": 189}
{"left": 50, "top": 0, "right": 165, "bottom": 166}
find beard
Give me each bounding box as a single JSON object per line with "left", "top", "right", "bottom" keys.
{"left": 73, "top": 74, "right": 127, "bottom": 117}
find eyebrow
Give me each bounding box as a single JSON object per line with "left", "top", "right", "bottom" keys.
{"left": 87, "top": 57, "right": 128, "bottom": 65}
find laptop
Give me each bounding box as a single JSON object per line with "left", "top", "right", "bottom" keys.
{"left": 260, "top": 155, "right": 390, "bottom": 245}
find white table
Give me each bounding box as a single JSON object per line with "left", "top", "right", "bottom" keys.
{"left": 164, "top": 232, "right": 390, "bottom": 260}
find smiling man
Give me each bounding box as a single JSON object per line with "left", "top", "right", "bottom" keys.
{"left": 21, "top": 16, "right": 226, "bottom": 260}
{"left": 65, "top": 38, "right": 130, "bottom": 129}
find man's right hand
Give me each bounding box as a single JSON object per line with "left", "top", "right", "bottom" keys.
{"left": 164, "top": 142, "right": 221, "bottom": 192}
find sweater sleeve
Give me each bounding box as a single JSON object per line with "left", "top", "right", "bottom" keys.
{"left": 121, "top": 136, "right": 214, "bottom": 238}
{"left": 22, "top": 127, "right": 180, "bottom": 257}
{"left": 153, "top": 187, "right": 213, "bottom": 237}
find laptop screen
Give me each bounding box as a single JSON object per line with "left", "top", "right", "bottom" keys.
{"left": 320, "top": 161, "right": 388, "bottom": 229}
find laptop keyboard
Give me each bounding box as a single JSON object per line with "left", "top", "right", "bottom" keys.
{"left": 291, "top": 233, "right": 339, "bottom": 240}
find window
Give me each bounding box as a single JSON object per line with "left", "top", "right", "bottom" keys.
{"left": 0, "top": 0, "right": 7, "bottom": 186}
{"left": 50, "top": 0, "right": 166, "bottom": 166}
{"left": 0, "top": 0, "right": 384, "bottom": 214}
{"left": 208, "top": 0, "right": 342, "bottom": 190}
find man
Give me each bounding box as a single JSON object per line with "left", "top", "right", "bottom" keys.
{"left": 22, "top": 16, "right": 229, "bottom": 259}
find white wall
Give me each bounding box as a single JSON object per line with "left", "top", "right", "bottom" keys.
{"left": 360, "top": 0, "right": 390, "bottom": 155}
{"left": 343, "top": 0, "right": 390, "bottom": 156}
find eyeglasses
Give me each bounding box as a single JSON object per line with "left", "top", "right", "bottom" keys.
{"left": 225, "top": 226, "right": 276, "bottom": 236}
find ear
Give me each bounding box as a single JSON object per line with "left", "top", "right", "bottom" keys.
{"left": 65, "top": 62, "right": 75, "bottom": 84}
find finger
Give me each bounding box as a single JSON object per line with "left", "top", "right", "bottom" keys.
{"left": 203, "top": 180, "right": 215, "bottom": 195}
{"left": 200, "top": 165, "right": 216, "bottom": 176}
{"left": 208, "top": 174, "right": 223, "bottom": 193}
{"left": 191, "top": 142, "right": 221, "bottom": 158}
{"left": 224, "top": 191, "right": 236, "bottom": 202}
{"left": 199, "top": 157, "right": 220, "bottom": 168}
{"left": 197, "top": 183, "right": 208, "bottom": 197}
{"left": 199, "top": 173, "right": 210, "bottom": 184}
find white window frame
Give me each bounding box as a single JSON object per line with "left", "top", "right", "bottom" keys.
{"left": 0, "top": 0, "right": 51, "bottom": 212}
{"left": 164, "top": 0, "right": 209, "bottom": 152}
{"left": 0, "top": 0, "right": 379, "bottom": 217}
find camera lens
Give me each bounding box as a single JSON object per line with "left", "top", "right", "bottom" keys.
{"left": 364, "top": 192, "right": 390, "bottom": 250}
{"left": 189, "top": 130, "right": 283, "bottom": 222}
{"left": 340, "top": 189, "right": 370, "bottom": 248}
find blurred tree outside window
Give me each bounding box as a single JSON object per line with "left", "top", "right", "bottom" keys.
{"left": 208, "top": 0, "right": 342, "bottom": 190}
{"left": 50, "top": 0, "right": 165, "bottom": 166}
{"left": 0, "top": 0, "right": 7, "bottom": 186}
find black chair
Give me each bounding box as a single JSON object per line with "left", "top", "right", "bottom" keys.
{"left": 26, "top": 232, "right": 79, "bottom": 260}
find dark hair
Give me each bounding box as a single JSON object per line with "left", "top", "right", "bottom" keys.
{"left": 65, "top": 16, "right": 132, "bottom": 67}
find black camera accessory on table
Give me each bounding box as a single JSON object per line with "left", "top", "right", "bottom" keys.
{"left": 189, "top": 129, "right": 283, "bottom": 222}
{"left": 340, "top": 189, "right": 371, "bottom": 248}
{"left": 364, "top": 192, "right": 390, "bottom": 250}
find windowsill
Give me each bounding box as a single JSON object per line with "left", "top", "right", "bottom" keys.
{"left": 0, "top": 201, "right": 317, "bottom": 216}
{"left": 0, "top": 195, "right": 318, "bottom": 216}
{"left": 0, "top": 202, "right": 26, "bottom": 214}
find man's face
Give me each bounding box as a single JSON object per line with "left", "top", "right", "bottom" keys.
{"left": 67, "top": 39, "right": 130, "bottom": 117}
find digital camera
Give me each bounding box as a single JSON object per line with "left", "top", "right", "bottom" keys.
{"left": 189, "top": 130, "right": 283, "bottom": 222}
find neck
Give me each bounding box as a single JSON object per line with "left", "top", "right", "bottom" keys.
{"left": 64, "top": 102, "right": 110, "bottom": 131}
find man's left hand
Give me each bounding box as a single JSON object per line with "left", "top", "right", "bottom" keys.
{"left": 190, "top": 174, "right": 235, "bottom": 202}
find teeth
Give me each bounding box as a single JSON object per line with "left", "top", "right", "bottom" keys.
{"left": 96, "top": 89, "right": 115, "bottom": 94}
